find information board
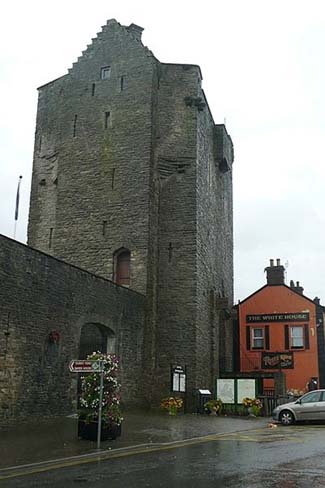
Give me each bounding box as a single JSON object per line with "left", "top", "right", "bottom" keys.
{"left": 172, "top": 365, "right": 186, "bottom": 392}
{"left": 217, "top": 379, "right": 235, "bottom": 404}
{"left": 237, "top": 379, "right": 256, "bottom": 403}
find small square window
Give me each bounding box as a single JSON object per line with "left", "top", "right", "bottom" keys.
{"left": 100, "top": 66, "right": 111, "bottom": 80}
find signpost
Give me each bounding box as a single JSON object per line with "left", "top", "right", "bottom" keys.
{"left": 69, "top": 359, "right": 102, "bottom": 373}
{"left": 69, "top": 359, "right": 104, "bottom": 449}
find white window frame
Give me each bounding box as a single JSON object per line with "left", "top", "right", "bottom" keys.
{"left": 290, "top": 326, "right": 304, "bottom": 349}
{"left": 100, "top": 66, "right": 111, "bottom": 80}
{"left": 252, "top": 327, "right": 264, "bottom": 349}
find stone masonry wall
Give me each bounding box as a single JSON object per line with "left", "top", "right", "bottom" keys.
{"left": 28, "top": 20, "right": 156, "bottom": 295}
{"left": 153, "top": 64, "right": 200, "bottom": 402}
{"left": 25, "top": 20, "right": 235, "bottom": 411}
{"left": 195, "top": 94, "right": 234, "bottom": 390}
{"left": 0, "top": 234, "right": 145, "bottom": 425}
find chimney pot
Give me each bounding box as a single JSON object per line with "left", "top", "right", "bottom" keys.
{"left": 266, "top": 259, "right": 285, "bottom": 285}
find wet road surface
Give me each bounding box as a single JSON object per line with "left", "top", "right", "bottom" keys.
{"left": 2, "top": 424, "right": 325, "bottom": 487}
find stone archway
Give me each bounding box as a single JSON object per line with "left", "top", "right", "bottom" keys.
{"left": 79, "top": 323, "right": 116, "bottom": 359}
{"left": 77, "top": 323, "right": 116, "bottom": 406}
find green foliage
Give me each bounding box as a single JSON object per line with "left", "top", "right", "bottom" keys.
{"left": 250, "top": 404, "right": 261, "bottom": 417}
{"left": 204, "top": 398, "right": 223, "bottom": 415}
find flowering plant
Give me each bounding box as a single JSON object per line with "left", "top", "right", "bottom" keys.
{"left": 287, "top": 388, "right": 304, "bottom": 397}
{"left": 49, "top": 330, "right": 60, "bottom": 344}
{"left": 79, "top": 352, "right": 123, "bottom": 426}
{"left": 204, "top": 399, "right": 223, "bottom": 415}
{"left": 160, "top": 397, "right": 183, "bottom": 411}
{"left": 242, "top": 397, "right": 262, "bottom": 409}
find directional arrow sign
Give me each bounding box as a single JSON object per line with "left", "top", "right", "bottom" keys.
{"left": 69, "top": 359, "right": 103, "bottom": 373}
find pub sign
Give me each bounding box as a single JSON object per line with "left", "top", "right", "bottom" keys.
{"left": 247, "top": 312, "right": 309, "bottom": 323}
{"left": 262, "top": 352, "right": 294, "bottom": 369}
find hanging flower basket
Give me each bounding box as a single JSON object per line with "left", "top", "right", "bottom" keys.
{"left": 49, "top": 330, "right": 60, "bottom": 344}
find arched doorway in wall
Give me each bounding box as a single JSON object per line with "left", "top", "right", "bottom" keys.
{"left": 78, "top": 323, "right": 116, "bottom": 403}
{"left": 79, "top": 323, "right": 115, "bottom": 359}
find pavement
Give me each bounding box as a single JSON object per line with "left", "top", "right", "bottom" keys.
{"left": 0, "top": 411, "right": 269, "bottom": 472}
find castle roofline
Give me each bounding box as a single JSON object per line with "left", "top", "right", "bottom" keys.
{"left": 37, "top": 74, "right": 68, "bottom": 91}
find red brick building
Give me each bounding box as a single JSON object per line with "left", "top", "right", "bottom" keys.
{"left": 235, "top": 259, "right": 319, "bottom": 393}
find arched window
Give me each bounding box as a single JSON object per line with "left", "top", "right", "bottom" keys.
{"left": 113, "top": 248, "right": 131, "bottom": 286}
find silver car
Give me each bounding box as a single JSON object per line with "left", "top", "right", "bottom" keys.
{"left": 273, "top": 389, "right": 325, "bottom": 425}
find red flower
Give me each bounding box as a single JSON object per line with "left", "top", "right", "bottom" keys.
{"left": 49, "top": 330, "right": 60, "bottom": 344}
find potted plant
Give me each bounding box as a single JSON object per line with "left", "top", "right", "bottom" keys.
{"left": 204, "top": 398, "right": 223, "bottom": 415}
{"left": 160, "top": 397, "right": 183, "bottom": 415}
{"left": 242, "top": 397, "right": 263, "bottom": 416}
{"left": 78, "top": 352, "right": 123, "bottom": 441}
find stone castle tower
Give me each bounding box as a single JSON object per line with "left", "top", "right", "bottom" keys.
{"left": 28, "top": 20, "right": 234, "bottom": 406}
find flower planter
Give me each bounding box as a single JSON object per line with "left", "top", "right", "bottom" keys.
{"left": 78, "top": 418, "right": 122, "bottom": 441}
{"left": 168, "top": 406, "right": 178, "bottom": 416}
{"left": 78, "top": 352, "right": 123, "bottom": 443}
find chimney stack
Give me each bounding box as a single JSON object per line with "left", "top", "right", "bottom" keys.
{"left": 289, "top": 279, "right": 304, "bottom": 295}
{"left": 265, "top": 258, "right": 285, "bottom": 285}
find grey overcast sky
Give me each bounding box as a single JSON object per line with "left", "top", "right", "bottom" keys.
{"left": 1, "top": 0, "right": 325, "bottom": 303}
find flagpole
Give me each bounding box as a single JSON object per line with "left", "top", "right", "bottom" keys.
{"left": 14, "top": 175, "right": 23, "bottom": 240}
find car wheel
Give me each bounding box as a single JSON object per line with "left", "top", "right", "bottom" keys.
{"left": 280, "top": 410, "right": 294, "bottom": 425}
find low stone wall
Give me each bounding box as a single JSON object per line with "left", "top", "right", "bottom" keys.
{"left": 0, "top": 234, "right": 146, "bottom": 425}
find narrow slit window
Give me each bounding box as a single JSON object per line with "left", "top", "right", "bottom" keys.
{"left": 102, "top": 220, "right": 107, "bottom": 236}
{"left": 105, "top": 111, "right": 111, "bottom": 129}
{"left": 73, "top": 115, "right": 78, "bottom": 137}
{"left": 112, "top": 168, "right": 115, "bottom": 189}
{"left": 120, "top": 76, "right": 125, "bottom": 91}
{"left": 91, "top": 83, "right": 96, "bottom": 96}
{"left": 49, "top": 228, "right": 53, "bottom": 249}
{"left": 100, "top": 66, "right": 111, "bottom": 80}
{"left": 168, "top": 242, "right": 173, "bottom": 263}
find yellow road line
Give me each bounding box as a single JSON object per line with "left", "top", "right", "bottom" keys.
{"left": 0, "top": 427, "right": 297, "bottom": 481}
